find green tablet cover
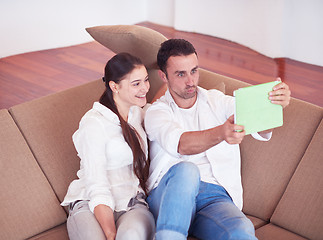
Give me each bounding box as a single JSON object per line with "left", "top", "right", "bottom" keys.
{"left": 234, "top": 80, "right": 283, "bottom": 135}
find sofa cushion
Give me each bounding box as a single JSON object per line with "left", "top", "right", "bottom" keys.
{"left": 86, "top": 25, "right": 167, "bottom": 69}
{"left": 9, "top": 79, "right": 105, "bottom": 204}
{"left": 146, "top": 68, "right": 165, "bottom": 103}
{"left": 270, "top": 119, "right": 323, "bottom": 240}
{"left": 207, "top": 71, "right": 250, "bottom": 96}
{"left": 241, "top": 98, "right": 323, "bottom": 221}
{"left": 0, "top": 109, "right": 67, "bottom": 240}
{"left": 28, "top": 223, "right": 69, "bottom": 240}
{"left": 256, "top": 223, "right": 307, "bottom": 240}
{"left": 246, "top": 215, "right": 267, "bottom": 229}
{"left": 198, "top": 68, "right": 226, "bottom": 93}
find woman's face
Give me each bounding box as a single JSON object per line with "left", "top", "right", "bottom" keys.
{"left": 115, "top": 65, "right": 150, "bottom": 111}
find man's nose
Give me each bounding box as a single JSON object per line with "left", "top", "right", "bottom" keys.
{"left": 186, "top": 75, "right": 194, "bottom": 85}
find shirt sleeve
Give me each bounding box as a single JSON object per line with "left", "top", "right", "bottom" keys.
{"left": 251, "top": 131, "right": 272, "bottom": 141}
{"left": 207, "top": 89, "right": 235, "bottom": 122}
{"left": 73, "top": 117, "right": 115, "bottom": 212}
{"left": 145, "top": 103, "right": 185, "bottom": 157}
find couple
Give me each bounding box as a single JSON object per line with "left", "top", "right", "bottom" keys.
{"left": 61, "top": 39, "right": 291, "bottom": 240}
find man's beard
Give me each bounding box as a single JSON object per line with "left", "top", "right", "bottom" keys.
{"left": 178, "top": 85, "right": 197, "bottom": 99}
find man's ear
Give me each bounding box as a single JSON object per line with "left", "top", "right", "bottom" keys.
{"left": 109, "top": 81, "right": 119, "bottom": 93}
{"left": 158, "top": 70, "right": 168, "bottom": 83}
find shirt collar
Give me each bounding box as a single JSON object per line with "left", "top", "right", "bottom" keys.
{"left": 93, "top": 101, "right": 119, "bottom": 123}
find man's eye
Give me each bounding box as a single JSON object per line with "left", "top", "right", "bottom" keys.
{"left": 133, "top": 82, "right": 140, "bottom": 86}
{"left": 178, "top": 73, "right": 184, "bottom": 77}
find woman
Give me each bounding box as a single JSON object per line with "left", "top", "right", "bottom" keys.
{"left": 61, "top": 53, "right": 155, "bottom": 240}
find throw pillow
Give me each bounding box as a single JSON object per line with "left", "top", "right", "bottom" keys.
{"left": 86, "top": 25, "right": 167, "bottom": 69}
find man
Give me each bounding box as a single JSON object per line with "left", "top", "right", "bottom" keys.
{"left": 144, "top": 39, "right": 291, "bottom": 240}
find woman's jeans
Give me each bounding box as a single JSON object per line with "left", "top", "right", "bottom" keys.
{"left": 67, "top": 198, "right": 155, "bottom": 240}
{"left": 147, "top": 162, "right": 257, "bottom": 240}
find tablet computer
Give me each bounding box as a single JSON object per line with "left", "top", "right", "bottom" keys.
{"left": 234, "top": 80, "right": 283, "bottom": 135}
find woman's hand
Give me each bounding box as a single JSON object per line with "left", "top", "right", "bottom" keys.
{"left": 94, "top": 204, "right": 116, "bottom": 240}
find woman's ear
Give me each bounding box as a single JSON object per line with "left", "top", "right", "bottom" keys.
{"left": 109, "top": 81, "right": 119, "bottom": 93}
{"left": 158, "top": 70, "right": 168, "bottom": 83}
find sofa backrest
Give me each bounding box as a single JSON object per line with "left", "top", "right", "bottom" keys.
{"left": 0, "top": 109, "right": 67, "bottom": 240}
{"left": 241, "top": 98, "right": 323, "bottom": 223}
{"left": 9, "top": 79, "right": 105, "bottom": 204}
{"left": 270, "top": 119, "right": 323, "bottom": 239}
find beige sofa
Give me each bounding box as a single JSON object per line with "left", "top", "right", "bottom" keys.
{"left": 1, "top": 25, "right": 322, "bottom": 240}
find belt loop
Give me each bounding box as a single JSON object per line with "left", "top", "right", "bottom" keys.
{"left": 70, "top": 200, "right": 82, "bottom": 211}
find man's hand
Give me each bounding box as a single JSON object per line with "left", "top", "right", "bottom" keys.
{"left": 221, "top": 115, "right": 245, "bottom": 144}
{"left": 269, "top": 78, "right": 291, "bottom": 108}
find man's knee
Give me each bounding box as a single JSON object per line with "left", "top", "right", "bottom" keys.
{"left": 168, "top": 162, "right": 200, "bottom": 193}
{"left": 171, "top": 162, "right": 200, "bottom": 183}
{"left": 228, "top": 217, "right": 256, "bottom": 240}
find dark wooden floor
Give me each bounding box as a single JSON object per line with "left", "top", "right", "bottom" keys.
{"left": 0, "top": 22, "right": 322, "bottom": 109}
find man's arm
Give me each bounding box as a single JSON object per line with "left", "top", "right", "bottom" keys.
{"left": 178, "top": 115, "right": 245, "bottom": 155}
{"left": 179, "top": 81, "right": 291, "bottom": 154}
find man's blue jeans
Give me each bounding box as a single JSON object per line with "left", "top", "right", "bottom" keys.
{"left": 147, "top": 162, "right": 257, "bottom": 240}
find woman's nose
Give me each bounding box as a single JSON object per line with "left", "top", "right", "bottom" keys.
{"left": 143, "top": 81, "right": 150, "bottom": 92}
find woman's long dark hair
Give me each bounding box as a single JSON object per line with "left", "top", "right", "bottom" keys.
{"left": 100, "top": 52, "right": 149, "bottom": 195}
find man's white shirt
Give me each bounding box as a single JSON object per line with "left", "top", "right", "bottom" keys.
{"left": 144, "top": 87, "right": 271, "bottom": 210}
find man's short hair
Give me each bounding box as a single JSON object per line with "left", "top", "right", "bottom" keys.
{"left": 157, "top": 39, "right": 197, "bottom": 74}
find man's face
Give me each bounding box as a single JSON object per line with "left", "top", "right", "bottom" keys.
{"left": 163, "top": 53, "right": 199, "bottom": 108}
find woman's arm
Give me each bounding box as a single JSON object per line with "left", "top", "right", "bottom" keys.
{"left": 94, "top": 204, "right": 116, "bottom": 240}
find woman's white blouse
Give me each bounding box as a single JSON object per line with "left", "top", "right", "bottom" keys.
{"left": 61, "top": 102, "right": 148, "bottom": 213}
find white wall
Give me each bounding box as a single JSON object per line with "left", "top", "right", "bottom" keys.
{"left": 1, "top": 0, "right": 322, "bottom": 67}
{"left": 149, "top": 0, "right": 323, "bottom": 67}
{"left": 146, "top": 0, "right": 174, "bottom": 27}
{"left": 0, "top": 0, "right": 147, "bottom": 58}
{"left": 174, "top": 0, "right": 286, "bottom": 57}
{"left": 281, "top": 0, "right": 323, "bottom": 66}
